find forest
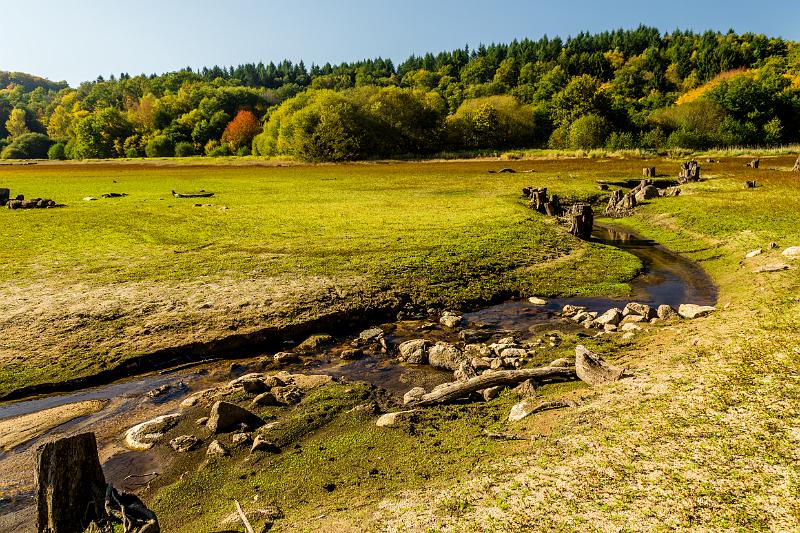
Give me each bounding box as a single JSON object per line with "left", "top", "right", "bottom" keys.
{"left": 1, "top": 27, "right": 799, "bottom": 161}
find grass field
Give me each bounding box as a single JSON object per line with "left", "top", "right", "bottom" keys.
{"left": 0, "top": 159, "right": 643, "bottom": 395}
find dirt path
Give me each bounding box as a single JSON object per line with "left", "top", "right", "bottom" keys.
{"left": 0, "top": 399, "right": 107, "bottom": 452}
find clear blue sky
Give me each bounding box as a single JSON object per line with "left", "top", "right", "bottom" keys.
{"left": 2, "top": 0, "right": 799, "bottom": 86}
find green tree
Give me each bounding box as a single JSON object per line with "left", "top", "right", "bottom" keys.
{"left": 568, "top": 114, "right": 609, "bottom": 149}
{"left": 5, "top": 108, "right": 29, "bottom": 138}
{"left": 73, "top": 107, "right": 133, "bottom": 159}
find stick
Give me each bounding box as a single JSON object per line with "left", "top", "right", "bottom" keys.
{"left": 235, "top": 499, "right": 255, "bottom": 533}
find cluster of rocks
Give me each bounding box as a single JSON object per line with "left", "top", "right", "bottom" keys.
{"left": 1, "top": 188, "right": 60, "bottom": 209}
{"left": 561, "top": 301, "right": 715, "bottom": 339}
{"left": 605, "top": 179, "right": 680, "bottom": 217}
{"left": 747, "top": 242, "right": 799, "bottom": 273}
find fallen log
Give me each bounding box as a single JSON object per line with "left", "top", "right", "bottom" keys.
{"left": 171, "top": 190, "right": 214, "bottom": 198}
{"left": 575, "top": 345, "right": 625, "bottom": 386}
{"left": 411, "top": 366, "right": 577, "bottom": 406}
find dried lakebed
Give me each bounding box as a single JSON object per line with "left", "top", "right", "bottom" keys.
{"left": 0, "top": 223, "right": 717, "bottom": 527}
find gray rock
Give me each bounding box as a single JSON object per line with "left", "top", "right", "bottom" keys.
{"left": 273, "top": 352, "right": 299, "bottom": 364}
{"left": 428, "top": 342, "right": 466, "bottom": 371}
{"left": 753, "top": 263, "right": 790, "bottom": 273}
{"left": 499, "top": 348, "right": 527, "bottom": 358}
{"left": 271, "top": 386, "right": 302, "bottom": 405}
{"left": 508, "top": 400, "right": 537, "bottom": 422}
{"left": 603, "top": 324, "right": 618, "bottom": 332}
{"left": 528, "top": 297, "right": 547, "bottom": 305}
{"left": 677, "top": 304, "right": 716, "bottom": 319}
{"left": 196, "top": 416, "right": 209, "bottom": 426}
{"left": 339, "top": 348, "right": 363, "bottom": 360}
{"left": 207, "top": 401, "right": 265, "bottom": 434}
{"left": 170, "top": 435, "right": 200, "bottom": 453}
{"left": 561, "top": 305, "right": 586, "bottom": 317}
{"left": 251, "top": 392, "right": 280, "bottom": 407}
{"left": 403, "top": 387, "right": 426, "bottom": 405}
{"left": 262, "top": 375, "right": 286, "bottom": 388}
{"left": 459, "top": 329, "right": 491, "bottom": 343}
{"left": 595, "top": 308, "right": 623, "bottom": 326}
{"left": 454, "top": 360, "right": 477, "bottom": 382}
{"left": 229, "top": 373, "right": 268, "bottom": 394}
{"left": 124, "top": 413, "right": 182, "bottom": 451}
{"left": 782, "top": 246, "right": 800, "bottom": 258}
{"left": 398, "top": 339, "right": 429, "bottom": 364}
{"left": 624, "top": 302, "right": 654, "bottom": 319}
{"left": 482, "top": 386, "right": 503, "bottom": 401}
{"left": 295, "top": 333, "right": 333, "bottom": 352}
{"left": 745, "top": 248, "right": 763, "bottom": 258}
{"left": 620, "top": 323, "right": 641, "bottom": 332}
{"left": 376, "top": 410, "right": 418, "bottom": 428}
{"left": 657, "top": 304, "right": 680, "bottom": 320}
{"left": 635, "top": 185, "right": 659, "bottom": 202}
{"left": 231, "top": 433, "right": 252, "bottom": 447}
{"left": 471, "top": 356, "right": 493, "bottom": 370}
{"left": 439, "top": 313, "right": 463, "bottom": 328}
{"left": 207, "top": 440, "right": 228, "bottom": 457}
{"left": 359, "top": 328, "right": 384, "bottom": 342}
{"left": 464, "top": 344, "right": 492, "bottom": 359}
{"left": 251, "top": 434, "right": 280, "bottom": 454}
{"left": 513, "top": 379, "right": 537, "bottom": 397}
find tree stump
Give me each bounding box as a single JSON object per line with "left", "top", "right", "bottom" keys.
{"left": 36, "top": 433, "right": 106, "bottom": 533}
{"left": 678, "top": 160, "right": 700, "bottom": 183}
{"left": 792, "top": 155, "right": 800, "bottom": 172}
{"left": 529, "top": 188, "right": 549, "bottom": 213}
{"left": 604, "top": 190, "right": 636, "bottom": 216}
{"left": 0, "top": 188, "right": 9, "bottom": 206}
{"left": 543, "top": 194, "right": 561, "bottom": 216}
{"left": 568, "top": 204, "right": 594, "bottom": 240}
{"left": 744, "top": 180, "right": 756, "bottom": 189}
{"left": 746, "top": 158, "right": 759, "bottom": 169}
{"left": 642, "top": 167, "right": 656, "bottom": 178}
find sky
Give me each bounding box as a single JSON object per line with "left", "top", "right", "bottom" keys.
{"left": 2, "top": 0, "right": 799, "bottom": 87}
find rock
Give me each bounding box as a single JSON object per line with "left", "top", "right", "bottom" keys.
{"left": 497, "top": 336, "right": 517, "bottom": 345}
{"left": 482, "top": 386, "right": 503, "bottom": 401}
{"left": 169, "top": 435, "right": 200, "bottom": 453}
{"left": 428, "top": 342, "right": 466, "bottom": 371}
{"left": 499, "top": 348, "right": 527, "bottom": 358}
{"left": 251, "top": 435, "right": 281, "bottom": 454}
{"left": 595, "top": 308, "right": 623, "bottom": 326}
{"left": 398, "top": 339, "right": 429, "bottom": 364}
{"left": 124, "top": 413, "right": 182, "bottom": 451}
{"left": 621, "top": 314, "right": 646, "bottom": 324}
{"left": 359, "top": 328, "right": 384, "bottom": 342}
{"left": 271, "top": 386, "right": 302, "bottom": 405}
{"left": 278, "top": 373, "right": 333, "bottom": 390}
{"left": 620, "top": 323, "right": 641, "bottom": 332}
{"left": 603, "top": 324, "right": 618, "bottom": 332}
{"left": 196, "top": 417, "right": 209, "bottom": 426}
{"left": 231, "top": 433, "right": 252, "bottom": 447}
{"left": 624, "top": 302, "right": 654, "bottom": 319}
{"left": 575, "top": 345, "right": 624, "bottom": 386}
{"left": 459, "top": 329, "right": 491, "bottom": 343}
{"left": 339, "top": 349, "right": 363, "bottom": 360}
{"left": 262, "top": 375, "right": 286, "bottom": 388}
{"left": 403, "top": 387, "right": 426, "bottom": 405}
{"left": 376, "top": 410, "right": 418, "bottom": 428}
{"left": 677, "top": 304, "right": 716, "bottom": 319}
{"left": 768, "top": 242, "right": 779, "bottom": 250}
{"left": 273, "top": 352, "right": 299, "bottom": 364}
{"left": 513, "top": 379, "right": 537, "bottom": 397}
{"left": 295, "top": 333, "right": 333, "bottom": 352}
{"left": 229, "top": 373, "right": 268, "bottom": 394}
{"left": 207, "top": 440, "right": 228, "bottom": 457}
{"left": 561, "top": 305, "right": 586, "bottom": 317}
{"left": 251, "top": 391, "right": 280, "bottom": 407}
{"left": 753, "top": 263, "right": 790, "bottom": 273}
{"left": 781, "top": 246, "right": 800, "bottom": 258}
{"left": 454, "top": 360, "right": 477, "bottom": 382}
{"left": 528, "top": 297, "right": 547, "bottom": 305}
{"left": 549, "top": 358, "right": 574, "bottom": 367}
{"left": 657, "top": 304, "right": 679, "bottom": 320}
{"left": 83, "top": 196, "right": 97, "bottom": 201}
{"left": 572, "top": 311, "right": 591, "bottom": 323}
{"left": 746, "top": 248, "right": 763, "bottom": 258}
{"left": 180, "top": 394, "right": 200, "bottom": 408}
{"left": 464, "top": 344, "right": 492, "bottom": 359}
{"left": 207, "top": 401, "right": 266, "bottom": 434}
{"left": 471, "top": 356, "right": 493, "bottom": 370}
{"left": 635, "top": 185, "right": 660, "bottom": 202}
{"left": 439, "top": 313, "right": 463, "bottom": 328}
{"left": 508, "top": 400, "right": 537, "bottom": 422}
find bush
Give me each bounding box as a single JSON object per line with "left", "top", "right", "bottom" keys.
{"left": 174, "top": 142, "right": 196, "bottom": 157}
{"left": 605, "top": 131, "right": 636, "bottom": 150}
{"left": 0, "top": 133, "right": 54, "bottom": 159}
{"left": 0, "top": 145, "right": 25, "bottom": 159}
{"left": 446, "top": 95, "right": 537, "bottom": 149}
{"left": 207, "top": 143, "right": 231, "bottom": 157}
{"left": 145, "top": 135, "right": 174, "bottom": 158}
{"left": 568, "top": 114, "right": 609, "bottom": 149}
{"left": 47, "top": 143, "right": 66, "bottom": 160}
{"left": 638, "top": 127, "right": 666, "bottom": 149}
{"left": 548, "top": 124, "right": 570, "bottom": 149}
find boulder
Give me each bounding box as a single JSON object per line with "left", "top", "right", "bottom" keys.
{"left": 482, "top": 386, "right": 503, "bottom": 401}
{"left": 508, "top": 400, "right": 536, "bottom": 422}
{"left": 207, "top": 401, "right": 265, "bottom": 434}
{"left": 620, "top": 323, "right": 641, "bottom": 332}
{"left": 124, "top": 413, "right": 182, "bottom": 451}
{"left": 196, "top": 417, "right": 209, "bottom": 426}
{"left": 513, "top": 379, "right": 537, "bottom": 397}
{"left": 278, "top": 372, "right": 332, "bottom": 390}
{"left": 635, "top": 185, "right": 660, "bottom": 202}
{"left": 358, "top": 328, "right": 384, "bottom": 342}
{"left": 376, "top": 410, "right": 418, "bottom": 428}
{"left": 403, "top": 387, "right": 426, "bottom": 405}
{"left": 464, "top": 344, "right": 492, "bottom": 359}
{"left": 745, "top": 249, "right": 763, "bottom": 258}
{"left": 657, "top": 304, "right": 679, "bottom": 320}
{"left": 273, "top": 352, "right": 299, "bottom": 364}
{"left": 439, "top": 313, "right": 463, "bottom": 328}
{"left": 295, "top": 333, "right": 333, "bottom": 352}
{"left": 398, "top": 339, "right": 429, "bottom": 364}
{"left": 231, "top": 433, "right": 252, "bottom": 447}
{"left": 621, "top": 314, "right": 646, "bottom": 324}
{"left": 454, "top": 360, "right": 477, "bottom": 382}
{"left": 677, "top": 304, "right": 716, "bottom": 319}
{"left": 251, "top": 391, "right": 280, "bottom": 407}
{"left": 781, "top": 246, "right": 800, "bottom": 258}
{"left": 499, "top": 348, "right": 527, "bottom": 358}
{"left": 251, "top": 435, "right": 281, "bottom": 454}
{"left": 575, "top": 345, "right": 624, "bottom": 386}
{"left": 229, "top": 373, "right": 268, "bottom": 394}
{"left": 271, "top": 386, "right": 302, "bottom": 405}
{"left": 206, "top": 440, "right": 228, "bottom": 457}
{"left": 339, "top": 349, "right": 363, "bottom": 360}
{"left": 624, "top": 302, "right": 654, "bottom": 319}
{"left": 561, "top": 305, "right": 586, "bottom": 317}
{"left": 428, "top": 342, "right": 466, "bottom": 371}
{"left": 170, "top": 435, "right": 200, "bottom": 453}
{"left": 595, "top": 308, "right": 623, "bottom": 326}
{"left": 459, "top": 329, "right": 491, "bottom": 343}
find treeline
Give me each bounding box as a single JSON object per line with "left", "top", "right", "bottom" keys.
{"left": 1, "top": 27, "right": 799, "bottom": 161}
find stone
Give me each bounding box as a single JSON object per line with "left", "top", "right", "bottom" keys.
{"left": 490, "top": 358, "right": 504, "bottom": 370}
{"left": 620, "top": 323, "right": 641, "bottom": 332}
{"left": 464, "top": 344, "right": 492, "bottom": 359}
{"left": 262, "top": 375, "right": 286, "bottom": 388}
{"left": 499, "top": 348, "right": 527, "bottom": 358}
{"left": 497, "top": 336, "right": 517, "bottom": 345}
{"left": 359, "top": 328, "right": 384, "bottom": 342}
{"left": 635, "top": 185, "right": 660, "bottom": 202}
{"left": 398, "top": 339, "right": 429, "bottom": 364}
{"left": 403, "top": 387, "right": 426, "bottom": 405}
{"left": 376, "top": 410, "right": 418, "bottom": 428}
{"left": 753, "top": 263, "right": 790, "bottom": 273}
{"left": 271, "top": 386, "right": 302, "bottom": 405}
{"left": 251, "top": 391, "right": 280, "bottom": 407}
{"left": 170, "top": 435, "right": 200, "bottom": 453}
{"left": 295, "top": 333, "right": 333, "bottom": 352}
{"left": 624, "top": 302, "right": 655, "bottom": 319}
{"left": 657, "top": 304, "right": 680, "bottom": 320}
{"left": 278, "top": 372, "right": 333, "bottom": 390}
{"left": 454, "top": 360, "right": 477, "bottom": 382}
{"left": 273, "top": 352, "right": 299, "bottom": 364}
{"left": 428, "top": 342, "right": 466, "bottom": 371}
{"left": 229, "top": 373, "right": 268, "bottom": 394}
{"left": 459, "top": 329, "right": 491, "bottom": 343}
{"left": 603, "top": 324, "right": 618, "bottom": 332}
{"left": 745, "top": 248, "right": 763, "bottom": 258}
{"left": 621, "top": 314, "right": 646, "bottom": 324}
{"left": 124, "top": 413, "right": 182, "bottom": 451}
{"left": 180, "top": 395, "right": 200, "bottom": 408}
{"left": 207, "top": 401, "right": 265, "bottom": 434}
{"left": 439, "top": 313, "right": 463, "bottom": 328}
{"left": 513, "top": 379, "right": 537, "bottom": 397}
{"left": 782, "top": 246, "right": 800, "bottom": 258}
{"left": 251, "top": 435, "right": 281, "bottom": 454}
{"left": 549, "top": 358, "right": 574, "bottom": 367}
{"left": 595, "top": 308, "right": 623, "bottom": 326}
{"left": 508, "top": 400, "right": 537, "bottom": 422}
{"left": 677, "top": 304, "right": 716, "bottom": 319}
{"left": 572, "top": 311, "right": 590, "bottom": 323}
{"left": 196, "top": 417, "right": 209, "bottom": 426}
{"left": 231, "top": 433, "right": 252, "bottom": 447}
{"left": 83, "top": 196, "right": 97, "bottom": 201}
{"left": 339, "top": 348, "right": 363, "bottom": 360}
{"left": 622, "top": 332, "right": 635, "bottom": 340}
{"left": 482, "top": 386, "right": 503, "bottom": 401}
{"left": 561, "top": 305, "right": 586, "bottom": 317}
{"left": 207, "top": 440, "right": 228, "bottom": 456}
{"left": 528, "top": 297, "right": 547, "bottom": 305}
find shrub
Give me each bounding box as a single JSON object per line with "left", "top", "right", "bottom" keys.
{"left": 568, "top": 114, "right": 609, "bottom": 149}
{"left": 145, "top": 135, "right": 174, "bottom": 158}
{"left": 47, "top": 143, "right": 66, "bottom": 160}
{"left": 174, "top": 142, "right": 196, "bottom": 157}
{"left": 0, "top": 133, "right": 54, "bottom": 159}
{"left": 207, "top": 144, "right": 231, "bottom": 157}
{"left": 548, "top": 124, "right": 570, "bottom": 149}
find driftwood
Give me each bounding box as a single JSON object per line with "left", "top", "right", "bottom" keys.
{"left": 575, "top": 345, "right": 625, "bottom": 386}
{"left": 642, "top": 167, "right": 656, "bottom": 178}
{"left": 235, "top": 500, "right": 256, "bottom": 533}
{"left": 524, "top": 399, "right": 578, "bottom": 414}
{"left": 36, "top": 433, "right": 106, "bottom": 532}
{"left": 792, "top": 155, "right": 800, "bottom": 172}
{"left": 171, "top": 190, "right": 214, "bottom": 198}
{"left": 567, "top": 203, "right": 594, "bottom": 240}
{"left": 411, "top": 366, "right": 577, "bottom": 406}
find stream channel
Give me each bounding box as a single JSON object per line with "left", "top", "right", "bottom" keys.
{"left": 0, "top": 223, "right": 717, "bottom": 525}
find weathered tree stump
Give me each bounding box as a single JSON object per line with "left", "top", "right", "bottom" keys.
{"left": 678, "top": 160, "right": 700, "bottom": 183}
{"left": 746, "top": 158, "right": 759, "bottom": 169}
{"left": 642, "top": 167, "right": 656, "bottom": 177}
{"left": 744, "top": 180, "right": 756, "bottom": 189}
{"left": 597, "top": 183, "right": 608, "bottom": 191}
{"left": 0, "top": 188, "right": 9, "bottom": 206}
{"left": 792, "top": 155, "right": 800, "bottom": 172}
{"left": 604, "top": 190, "right": 636, "bottom": 216}
{"left": 543, "top": 194, "right": 561, "bottom": 216}
{"left": 36, "top": 433, "right": 106, "bottom": 533}
{"left": 568, "top": 203, "right": 594, "bottom": 240}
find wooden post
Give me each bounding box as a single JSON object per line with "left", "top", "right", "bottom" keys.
{"left": 642, "top": 167, "right": 656, "bottom": 178}
{"left": 36, "top": 433, "right": 106, "bottom": 533}
{"left": 568, "top": 203, "right": 594, "bottom": 240}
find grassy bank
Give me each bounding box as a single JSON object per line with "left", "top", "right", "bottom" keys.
{"left": 0, "top": 159, "right": 643, "bottom": 395}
